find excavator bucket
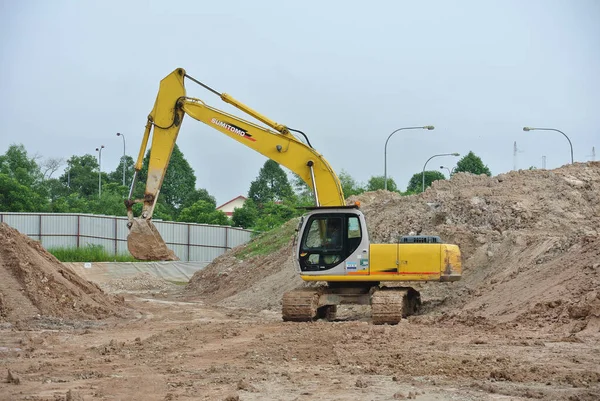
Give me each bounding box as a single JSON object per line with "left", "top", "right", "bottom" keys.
{"left": 127, "top": 218, "right": 178, "bottom": 261}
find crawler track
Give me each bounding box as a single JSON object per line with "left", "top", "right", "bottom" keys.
{"left": 371, "top": 287, "right": 421, "bottom": 325}
{"left": 282, "top": 288, "right": 321, "bottom": 322}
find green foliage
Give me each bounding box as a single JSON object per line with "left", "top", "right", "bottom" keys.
{"left": 454, "top": 151, "right": 491, "bottom": 176}
{"left": 61, "top": 154, "right": 101, "bottom": 197}
{"left": 0, "top": 144, "right": 43, "bottom": 187}
{"left": 248, "top": 160, "right": 296, "bottom": 205}
{"left": 232, "top": 199, "right": 258, "bottom": 229}
{"left": 0, "top": 144, "right": 220, "bottom": 227}
{"left": 406, "top": 171, "right": 446, "bottom": 193}
{"left": 49, "top": 193, "right": 90, "bottom": 213}
{"left": 177, "top": 200, "right": 231, "bottom": 225}
{"left": 108, "top": 155, "right": 135, "bottom": 186}
{"left": 339, "top": 169, "right": 365, "bottom": 197}
{"left": 367, "top": 175, "right": 396, "bottom": 192}
{"left": 253, "top": 202, "right": 298, "bottom": 232}
{"left": 0, "top": 173, "right": 48, "bottom": 211}
{"left": 290, "top": 173, "right": 314, "bottom": 206}
{"left": 48, "top": 244, "right": 137, "bottom": 262}
{"left": 0, "top": 144, "right": 49, "bottom": 210}
{"left": 137, "top": 144, "right": 197, "bottom": 214}
{"left": 88, "top": 184, "right": 129, "bottom": 216}
{"left": 182, "top": 188, "right": 216, "bottom": 210}
{"left": 236, "top": 218, "right": 298, "bottom": 260}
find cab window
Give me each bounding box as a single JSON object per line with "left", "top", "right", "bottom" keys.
{"left": 298, "top": 214, "right": 362, "bottom": 272}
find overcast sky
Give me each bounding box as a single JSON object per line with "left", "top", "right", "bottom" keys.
{"left": 1, "top": 0, "right": 599, "bottom": 205}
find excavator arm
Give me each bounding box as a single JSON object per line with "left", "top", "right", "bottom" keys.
{"left": 126, "top": 68, "right": 345, "bottom": 260}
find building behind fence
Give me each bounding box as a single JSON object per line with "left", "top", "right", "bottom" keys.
{"left": 0, "top": 213, "right": 253, "bottom": 262}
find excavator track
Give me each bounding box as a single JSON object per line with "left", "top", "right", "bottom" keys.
{"left": 282, "top": 288, "right": 321, "bottom": 322}
{"left": 371, "top": 287, "right": 421, "bottom": 325}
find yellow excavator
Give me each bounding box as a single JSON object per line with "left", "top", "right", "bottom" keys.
{"left": 125, "top": 68, "right": 461, "bottom": 324}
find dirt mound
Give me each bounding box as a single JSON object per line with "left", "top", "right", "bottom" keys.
{"left": 0, "top": 223, "right": 127, "bottom": 326}
{"left": 186, "top": 220, "right": 304, "bottom": 310}
{"left": 186, "top": 162, "right": 600, "bottom": 331}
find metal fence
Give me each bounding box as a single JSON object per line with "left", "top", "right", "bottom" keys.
{"left": 0, "top": 212, "right": 253, "bottom": 262}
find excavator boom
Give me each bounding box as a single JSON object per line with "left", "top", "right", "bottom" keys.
{"left": 126, "top": 68, "right": 345, "bottom": 260}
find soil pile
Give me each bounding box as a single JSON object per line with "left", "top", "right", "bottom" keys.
{"left": 0, "top": 223, "right": 127, "bottom": 326}
{"left": 186, "top": 162, "right": 600, "bottom": 332}
{"left": 186, "top": 220, "right": 303, "bottom": 311}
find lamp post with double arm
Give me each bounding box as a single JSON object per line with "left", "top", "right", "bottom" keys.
{"left": 422, "top": 153, "right": 460, "bottom": 192}
{"left": 384, "top": 125, "right": 435, "bottom": 191}
{"left": 440, "top": 165, "right": 452, "bottom": 177}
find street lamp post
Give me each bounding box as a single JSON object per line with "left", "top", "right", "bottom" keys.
{"left": 95, "top": 145, "right": 105, "bottom": 198}
{"left": 440, "top": 165, "right": 451, "bottom": 177}
{"left": 384, "top": 125, "right": 435, "bottom": 191}
{"left": 422, "top": 153, "right": 460, "bottom": 192}
{"left": 116, "top": 132, "right": 126, "bottom": 186}
{"left": 523, "top": 127, "right": 573, "bottom": 164}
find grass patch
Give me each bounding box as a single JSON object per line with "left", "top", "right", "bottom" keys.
{"left": 235, "top": 218, "right": 298, "bottom": 260}
{"left": 48, "top": 244, "right": 137, "bottom": 262}
{"left": 166, "top": 280, "right": 189, "bottom": 286}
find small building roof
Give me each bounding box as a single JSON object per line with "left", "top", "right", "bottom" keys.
{"left": 216, "top": 195, "right": 247, "bottom": 211}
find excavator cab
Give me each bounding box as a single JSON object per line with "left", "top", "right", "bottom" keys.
{"left": 296, "top": 207, "right": 370, "bottom": 275}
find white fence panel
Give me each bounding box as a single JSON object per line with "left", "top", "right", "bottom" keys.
{"left": 0, "top": 213, "right": 253, "bottom": 262}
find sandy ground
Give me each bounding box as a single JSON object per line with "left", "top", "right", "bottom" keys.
{"left": 1, "top": 289, "right": 599, "bottom": 401}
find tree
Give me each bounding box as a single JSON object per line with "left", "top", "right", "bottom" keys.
{"left": 40, "top": 157, "right": 65, "bottom": 180}
{"left": 290, "top": 173, "right": 314, "bottom": 206}
{"left": 88, "top": 183, "right": 130, "bottom": 216}
{"left": 232, "top": 199, "right": 259, "bottom": 229}
{"left": 108, "top": 155, "right": 135, "bottom": 187}
{"left": 253, "top": 202, "right": 297, "bottom": 232}
{"left": 366, "top": 175, "right": 397, "bottom": 192}
{"left": 339, "top": 169, "right": 365, "bottom": 197}
{"left": 61, "top": 154, "right": 102, "bottom": 198}
{"left": 248, "top": 160, "right": 296, "bottom": 205}
{"left": 406, "top": 171, "right": 446, "bottom": 193}
{"left": 177, "top": 200, "right": 231, "bottom": 225}
{"left": 45, "top": 177, "right": 71, "bottom": 204}
{"left": 0, "top": 173, "right": 48, "bottom": 212}
{"left": 181, "top": 188, "right": 216, "bottom": 210}
{"left": 454, "top": 151, "right": 491, "bottom": 176}
{"left": 49, "top": 192, "right": 90, "bottom": 213}
{"left": 137, "top": 144, "right": 198, "bottom": 216}
{"left": 0, "top": 144, "right": 43, "bottom": 187}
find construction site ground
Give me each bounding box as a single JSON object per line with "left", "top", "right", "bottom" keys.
{"left": 1, "top": 162, "right": 600, "bottom": 400}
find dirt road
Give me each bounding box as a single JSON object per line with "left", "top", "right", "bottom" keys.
{"left": 1, "top": 291, "right": 599, "bottom": 401}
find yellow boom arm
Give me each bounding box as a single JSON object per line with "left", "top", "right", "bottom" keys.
{"left": 128, "top": 68, "right": 345, "bottom": 222}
